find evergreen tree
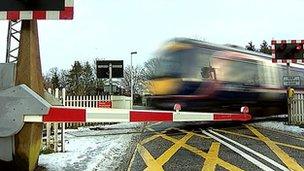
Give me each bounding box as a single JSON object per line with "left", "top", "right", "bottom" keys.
{"left": 259, "top": 40, "right": 272, "bottom": 55}
{"left": 66, "top": 61, "right": 85, "bottom": 95}
{"left": 82, "top": 61, "right": 96, "bottom": 95}
{"left": 59, "top": 69, "right": 68, "bottom": 89}
{"left": 92, "top": 59, "right": 105, "bottom": 95}
{"left": 50, "top": 67, "right": 60, "bottom": 89}
{"left": 245, "top": 41, "right": 256, "bottom": 51}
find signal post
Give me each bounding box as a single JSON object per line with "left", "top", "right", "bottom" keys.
{"left": 0, "top": 1, "right": 73, "bottom": 170}
{"left": 272, "top": 40, "right": 304, "bottom": 123}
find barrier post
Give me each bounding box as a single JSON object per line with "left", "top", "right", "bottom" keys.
{"left": 14, "top": 20, "right": 44, "bottom": 171}
{"left": 287, "top": 87, "right": 295, "bottom": 124}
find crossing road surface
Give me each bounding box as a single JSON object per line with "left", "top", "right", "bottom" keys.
{"left": 128, "top": 122, "right": 304, "bottom": 171}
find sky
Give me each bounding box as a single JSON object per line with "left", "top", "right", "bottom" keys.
{"left": 0, "top": 0, "right": 304, "bottom": 73}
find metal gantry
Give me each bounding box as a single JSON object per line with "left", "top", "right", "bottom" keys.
{"left": 5, "top": 20, "right": 21, "bottom": 63}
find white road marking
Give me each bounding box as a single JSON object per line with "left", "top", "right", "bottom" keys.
{"left": 209, "top": 130, "right": 289, "bottom": 171}
{"left": 201, "top": 129, "right": 274, "bottom": 171}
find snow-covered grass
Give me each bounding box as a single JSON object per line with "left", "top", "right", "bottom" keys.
{"left": 251, "top": 121, "right": 304, "bottom": 135}
{"left": 39, "top": 123, "right": 143, "bottom": 171}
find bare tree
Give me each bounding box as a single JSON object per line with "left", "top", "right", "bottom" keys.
{"left": 142, "top": 57, "right": 160, "bottom": 80}
{"left": 121, "top": 65, "right": 146, "bottom": 95}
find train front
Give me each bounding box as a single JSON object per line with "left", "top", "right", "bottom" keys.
{"left": 146, "top": 40, "right": 218, "bottom": 111}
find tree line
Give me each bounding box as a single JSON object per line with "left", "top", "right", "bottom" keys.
{"left": 245, "top": 40, "right": 272, "bottom": 55}
{"left": 43, "top": 59, "right": 157, "bottom": 96}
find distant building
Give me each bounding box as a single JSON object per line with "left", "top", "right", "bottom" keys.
{"left": 102, "top": 80, "right": 124, "bottom": 95}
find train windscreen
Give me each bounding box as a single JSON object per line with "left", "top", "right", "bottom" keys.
{"left": 155, "top": 48, "right": 213, "bottom": 79}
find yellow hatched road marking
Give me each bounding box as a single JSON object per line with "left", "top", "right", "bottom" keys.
{"left": 252, "top": 125, "right": 304, "bottom": 142}
{"left": 156, "top": 133, "right": 194, "bottom": 165}
{"left": 214, "top": 128, "right": 304, "bottom": 152}
{"left": 246, "top": 125, "right": 304, "bottom": 171}
{"left": 141, "top": 127, "right": 173, "bottom": 145}
{"left": 153, "top": 129, "right": 243, "bottom": 171}
{"left": 141, "top": 134, "right": 160, "bottom": 145}
{"left": 276, "top": 142, "right": 304, "bottom": 151}
{"left": 127, "top": 148, "right": 138, "bottom": 171}
{"left": 214, "top": 129, "right": 260, "bottom": 140}
{"left": 137, "top": 144, "right": 164, "bottom": 171}
{"left": 202, "top": 142, "right": 221, "bottom": 171}
{"left": 130, "top": 127, "right": 173, "bottom": 170}
{"left": 171, "top": 127, "right": 211, "bottom": 139}
{"left": 136, "top": 127, "right": 242, "bottom": 171}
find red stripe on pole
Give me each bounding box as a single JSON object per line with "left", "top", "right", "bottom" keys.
{"left": 292, "top": 59, "right": 297, "bottom": 63}
{"left": 7, "top": 11, "right": 20, "bottom": 20}
{"left": 59, "top": 7, "right": 74, "bottom": 19}
{"left": 214, "top": 113, "right": 251, "bottom": 121}
{"left": 43, "top": 107, "right": 86, "bottom": 122}
{"left": 291, "top": 40, "right": 296, "bottom": 44}
{"left": 130, "top": 111, "right": 173, "bottom": 122}
{"left": 33, "top": 11, "right": 46, "bottom": 19}
{"left": 272, "top": 59, "right": 277, "bottom": 63}
{"left": 271, "top": 40, "right": 276, "bottom": 45}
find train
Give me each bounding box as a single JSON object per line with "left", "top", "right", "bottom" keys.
{"left": 146, "top": 38, "right": 304, "bottom": 116}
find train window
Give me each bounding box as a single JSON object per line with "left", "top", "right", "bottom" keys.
{"left": 201, "top": 65, "right": 217, "bottom": 80}
{"left": 195, "top": 48, "right": 215, "bottom": 79}
{"left": 212, "top": 57, "right": 260, "bottom": 85}
{"left": 156, "top": 49, "right": 198, "bottom": 78}
{"left": 262, "top": 63, "right": 280, "bottom": 87}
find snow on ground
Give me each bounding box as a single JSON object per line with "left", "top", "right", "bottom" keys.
{"left": 251, "top": 121, "right": 304, "bottom": 135}
{"left": 39, "top": 123, "right": 143, "bottom": 171}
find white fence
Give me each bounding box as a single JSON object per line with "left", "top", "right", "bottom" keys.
{"left": 290, "top": 93, "right": 304, "bottom": 125}
{"left": 43, "top": 88, "right": 131, "bottom": 152}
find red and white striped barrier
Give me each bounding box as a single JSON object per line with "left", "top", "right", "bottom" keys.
{"left": 24, "top": 106, "right": 252, "bottom": 123}
{"left": 0, "top": 0, "right": 73, "bottom": 20}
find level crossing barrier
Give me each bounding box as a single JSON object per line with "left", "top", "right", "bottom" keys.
{"left": 1, "top": 84, "right": 252, "bottom": 159}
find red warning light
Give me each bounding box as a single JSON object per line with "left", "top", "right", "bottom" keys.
{"left": 280, "top": 43, "right": 287, "bottom": 50}
{"left": 296, "top": 44, "right": 303, "bottom": 50}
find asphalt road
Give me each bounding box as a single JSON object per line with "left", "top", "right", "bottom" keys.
{"left": 128, "top": 121, "right": 304, "bottom": 171}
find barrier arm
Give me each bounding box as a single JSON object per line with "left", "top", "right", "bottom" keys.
{"left": 0, "top": 84, "right": 251, "bottom": 162}
{"left": 24, "top": 105, "right": 252, "bottom": 123}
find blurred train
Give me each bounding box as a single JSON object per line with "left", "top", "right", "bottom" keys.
{"left": 146, "top": 38, "right": 304, "bottom": 116}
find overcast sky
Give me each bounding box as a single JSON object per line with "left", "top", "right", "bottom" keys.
{"left": 0, "top": 0, "right": 303, "bottom": 73}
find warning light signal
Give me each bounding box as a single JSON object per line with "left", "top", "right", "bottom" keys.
{"left": 274, "top": 43, "right": 304, "bottom": 59}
